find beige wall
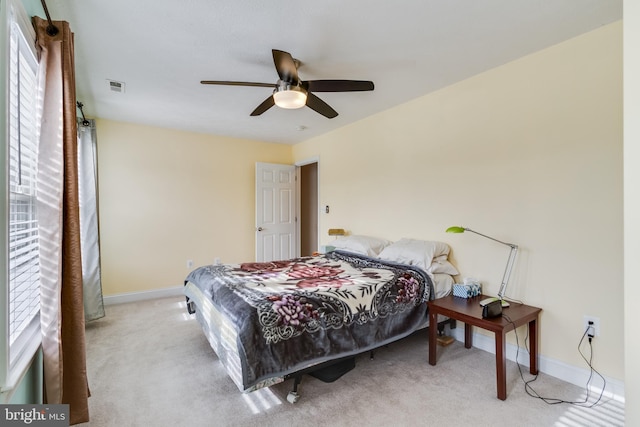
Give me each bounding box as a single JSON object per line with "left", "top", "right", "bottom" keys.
{"left": 96, "top": 119, "right": 292, "bottom": 295}
{"left": 624, "top": 0, "right": 639, "bottom": 424}
{"left": 294, "top": 22, "right": 623, "bottom": 381}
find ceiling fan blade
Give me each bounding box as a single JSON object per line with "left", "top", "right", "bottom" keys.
{"left": 305, "top": 93, "right": 338, "bottom": 119}
{"left": 272, "top": 49, "right": 299, "bottom": 83}
{"left": 201, "top": 80, "right": 275, "bottom": 88}
{"left": 305, "top": 80, "right": 374, "bottom": 92}
{"left": 250, "top": 95, "right": 275, "bottom": 116}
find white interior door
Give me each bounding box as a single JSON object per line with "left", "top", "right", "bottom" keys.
{"left": 256, "top": 162, "right": 297, "bottom": 262}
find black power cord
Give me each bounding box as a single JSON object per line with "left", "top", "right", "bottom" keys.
{"left": 503, "top": 314, "right": 606, "bottom": 407}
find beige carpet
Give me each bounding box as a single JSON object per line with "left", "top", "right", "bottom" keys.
{"left": 78, "top": 297, "right": 624, "bottom": 426}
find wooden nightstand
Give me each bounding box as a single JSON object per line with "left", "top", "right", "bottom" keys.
{"left": 427, "top": 294, "right": 542, "bottom": 400}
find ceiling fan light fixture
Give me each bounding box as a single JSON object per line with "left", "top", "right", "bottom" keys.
{"left": 273, "top": 84, "right": 307, "bottom": 109}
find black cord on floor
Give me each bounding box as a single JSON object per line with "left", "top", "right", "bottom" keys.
{"left": 503, "top": 314, "right": 606, "bottom": 407}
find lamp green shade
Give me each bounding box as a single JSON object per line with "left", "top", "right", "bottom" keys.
{"left": 444, "top": 225, "right": 518, "bottom": 308}
{"left": 446, "top": 226, "right": 465, "bottom": 233}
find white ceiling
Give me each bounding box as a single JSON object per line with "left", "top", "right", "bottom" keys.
{"left": 47, "top": 0, "right": 621, "bottom": 144}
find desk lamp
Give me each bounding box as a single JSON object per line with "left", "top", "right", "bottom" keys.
{"left": 446, "top": 226, "right": 518, "bottom": 307}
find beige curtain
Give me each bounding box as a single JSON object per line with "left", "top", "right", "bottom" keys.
{"left": 33, "top": 16, "right": 90, "bottom": 425}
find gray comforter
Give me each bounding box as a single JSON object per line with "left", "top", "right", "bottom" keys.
{"left": 184, "top": 250, "right": 434, "bottom": 390}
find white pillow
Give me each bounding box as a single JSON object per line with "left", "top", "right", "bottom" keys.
{"left": 331, "top": 235, "right": 392, "bottom": 257}
{"left": 378, "top": 238, "right": 451, "bottom": 271}
{"left": 428, "top": 258, "right": 459, "bottom": 275}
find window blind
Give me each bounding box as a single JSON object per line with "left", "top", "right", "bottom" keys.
{"left": 8, "top": 12, "right": 40, "bottom": 362}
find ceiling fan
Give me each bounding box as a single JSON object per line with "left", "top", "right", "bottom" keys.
{"left": 201, "top": 49, "right": 374, "bottom": 119}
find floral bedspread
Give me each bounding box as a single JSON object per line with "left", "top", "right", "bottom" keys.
{"left": 185, "top": 250, "right": 434, "bottom": 390}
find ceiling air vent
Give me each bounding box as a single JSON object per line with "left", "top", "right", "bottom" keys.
{"left": 106, "top": 79, "right": 125, "bottom": 93}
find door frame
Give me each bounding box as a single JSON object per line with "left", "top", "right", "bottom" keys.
{"left": 295, "top": 156, "right": 320, "bottom": 256}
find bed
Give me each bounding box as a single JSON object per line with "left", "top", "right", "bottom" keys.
{"left": 183, "top": 237, "right": 457, "bottom": 401}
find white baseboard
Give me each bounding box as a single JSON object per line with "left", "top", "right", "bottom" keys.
{"left": 103, "top": 286, "right": 184, "bottom": 305}
{"left": 450, "top": 326, "right": 625, "bottom": 401}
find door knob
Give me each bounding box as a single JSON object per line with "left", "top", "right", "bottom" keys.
{"left": 257, "top": 227, "right": 264, "bottom": 231}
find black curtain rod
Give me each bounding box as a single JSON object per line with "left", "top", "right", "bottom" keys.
{"left": 40, "top": 0, "right": 59, "bottom": 36}
{"left": 76, "top": 102, "right": 90, "bottom": 126}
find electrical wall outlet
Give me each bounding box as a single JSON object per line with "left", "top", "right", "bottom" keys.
{"left": 187, "top": 259, "right": 194, "bottom": 269}
{"left": 583, "top": 315, "right": 601, "bottom": 337}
